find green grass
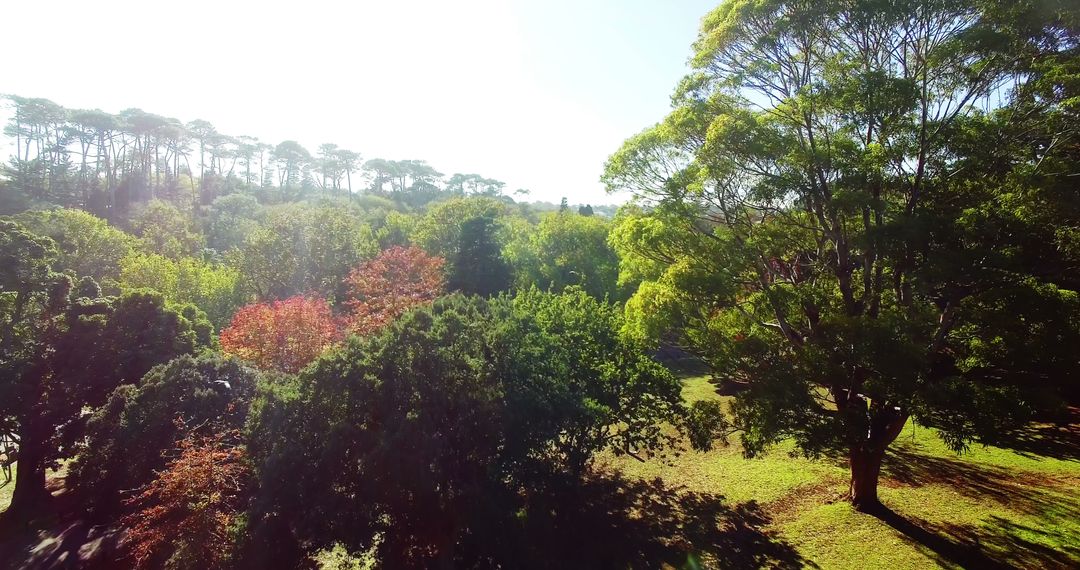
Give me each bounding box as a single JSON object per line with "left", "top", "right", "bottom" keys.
{"left": 0, "top": 463, "right": 13, "bottom": 513}
{"left": 601, "top": 375, "right": 1080, "bottom": 569}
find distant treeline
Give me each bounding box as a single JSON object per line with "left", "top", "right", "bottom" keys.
{"left": 0, "top": 94, "right": 615, "bottom": 218}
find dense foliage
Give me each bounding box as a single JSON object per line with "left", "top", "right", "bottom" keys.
{"left": 505, "top": 211, "right": 623, "bottom": 300}
{"left": 119, "top": 251, "right": 246, "bottom": 328}
{"left": 0, "top": 221, "right": 207, "bottom": 514}
{"left": 121, "top": 430, "right": 250, "bottom": 570}
{"left": 345, "top": 245, "right": 445, "bottom": 335}
{"left": 219, "top": 296, "right": 342, "bottom": 374}
{"left": 69, "top": 354, "right": 261, "bottom": 514}
{"left": 14, "top": 208, "right": 137, "bottom": 285}
{"left": 247, "top": 291, "right": 681, "bottom": 566}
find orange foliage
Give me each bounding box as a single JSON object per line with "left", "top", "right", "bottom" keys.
{"left": 219, "top": 296, "right": 342, "bottom": 373}
{"left": 121, "top": 430, "right": 249, "bottom": 570}
{"left": 345, "top": 245, "right": 445, "bottom": 335}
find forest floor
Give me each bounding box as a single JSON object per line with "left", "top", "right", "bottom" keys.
{"left": 0, "top": 463, "right": 124, "bottom": 570}
{"left": 597, "top": 373, "right": 1080, "bottom": 569}
{"left": 1, "top": 377, "right": 1078, "bottom": 569}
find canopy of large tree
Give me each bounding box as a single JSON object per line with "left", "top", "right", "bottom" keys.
{"left": 604, "top": 0, "right": 1080, "bottom": 510}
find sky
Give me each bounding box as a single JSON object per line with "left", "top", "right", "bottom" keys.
{"left": 0, "top": 0, "right": 717, "bottom": 205}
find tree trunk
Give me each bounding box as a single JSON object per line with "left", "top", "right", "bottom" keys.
{"left": 6, "top": 419, "right": 50, "bottom": 519}
{"left": 849, "top": 447, "right": 885, "bottom": 512}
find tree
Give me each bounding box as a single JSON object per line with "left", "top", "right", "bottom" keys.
{"left": 129, "top": 199, "right": 204, "bottom": 258}
{"left": 15, "top": 208, "right": 137, "bottom": 285}
{"left": 577, "top": 204, "right": 594, "bottom": 216}
{"left": 117, "top": 108, "right": 172, "bottom": 203}
{"left": 374, "top": 210, "right": 417, "bottom": 250}
{"left": 408, "top": 197, "right": 514, "bottom": 296}
{"left": 448, "top": 215, "right": 512, "bottom": 296}
{"left": 234, "top": 136, "right": 261, "bottom": 186}
{"left": 496, "top": 288, "right": 683, "bottom": 471}
{"left": 391, "top": 160, "right": 442, "bottom": 194}
{"left": 1, "top": 96, "right": 73, "bottom": 209}
{"left": 0, "top": 221, "right": 204, "bottom": 517}
{"left": 66, "top": 108, "right": 119, "bottom": 214}
{"left": 316, "top": 143, "right": 342, "bottom": 192}
{"left": 271, "top": 141, "right": 311, "bottom": 198}
{"left": 248, "top": 292, "right": 681, "bottom": 565}
{"left": 247, "top": 297, "right": 503, "bottom": 566}
{"left": 361, "top": 158, "right": 397, "bottom": 194}
{"left": 411, "top": 197, "right": 508, "bottom": 259}
{"left": 603, "top": 0, "right": 1080, "bottom": 510}
{"left": 334, "top": 149, "right": 361, "bottom": 199}
{"left": 445, "top": 173, "right": 506, "bottom": 197}
{"left": 504, "top": 211, "right": 621, "bottom": 300}
{"left": 121, "top": 430, "right": 250, "bottom": 570}
{"left": 229, "top": 205, "right": 378, "bottom": 303}
{"left": 120, "top": 251, "right": 247, "bottom": 328}
{"left": 69, "top": 354, "right": 261, "bottom": 514}
{"left": 345, "top": 245, "right": 445, "bottom": 335}
{"left": 186, "top": 120, "right": 216, "bottom": 182}
{"left": 204, "top": 193, "right": 264, "bottom": 252}
{"left": 220, "top": 296, "right": 342, "bottom": 373}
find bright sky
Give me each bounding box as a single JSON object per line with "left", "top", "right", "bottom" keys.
{"left": 0, "top": 0, "right": 717, "bottom": 205}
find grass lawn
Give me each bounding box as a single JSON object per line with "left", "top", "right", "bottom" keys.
{"left": 599, "top": 375, "right": 1080, "bottom": 569}
{"left": 0, "top": 463, "right": 13, "bottom": 513}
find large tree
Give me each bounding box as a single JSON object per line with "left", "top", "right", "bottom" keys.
{"left": 1, "top": 221, "right": 206, "bottom": 517}
{"left": 411, "top": 197, "right": 513, "bottom": 296}
{"left": 203, "top": 193, "right": 264, "bottom": 252}
{"left": 410, "top": 196, "right": 508, "bottom": 258}
{"left": 604, "top": 0, "right": 1080, "bottom": 510}
{"left": 447, "top": 214, "right": 512, "bottom": 297}
{"left": 129, "top": 199, "right": 205, "bottom": 259}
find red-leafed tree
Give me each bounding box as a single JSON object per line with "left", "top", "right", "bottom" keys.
{"left": 121, "top": 429, "right": 250, "bottom": 570}
{"left": 220, "top": 296, "right": 341, "bottom": 373}
{"left": 345, "top": 245, "right": 445, "bottom": 335}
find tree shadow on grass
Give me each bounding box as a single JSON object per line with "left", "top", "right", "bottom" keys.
{"left": 870, "top": 506, "right": 1011, "bottom": 569}
{"left": 876, "top": 447, "right": 1080, "bottom": 569}
{"left": 991, "top": 410, "right": 1080, "bottom": 462}
{"left": 882, "top": 447, "right": 1079, "bottom": 521}
{"left": 942, "top": 516, "right": 1080, "bottom": 569}
{"left": 486, "top": 471, "right": 813, "bottom": 569}
{"left": 872, "top": 507, "right": 1080, "bottom": 570}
